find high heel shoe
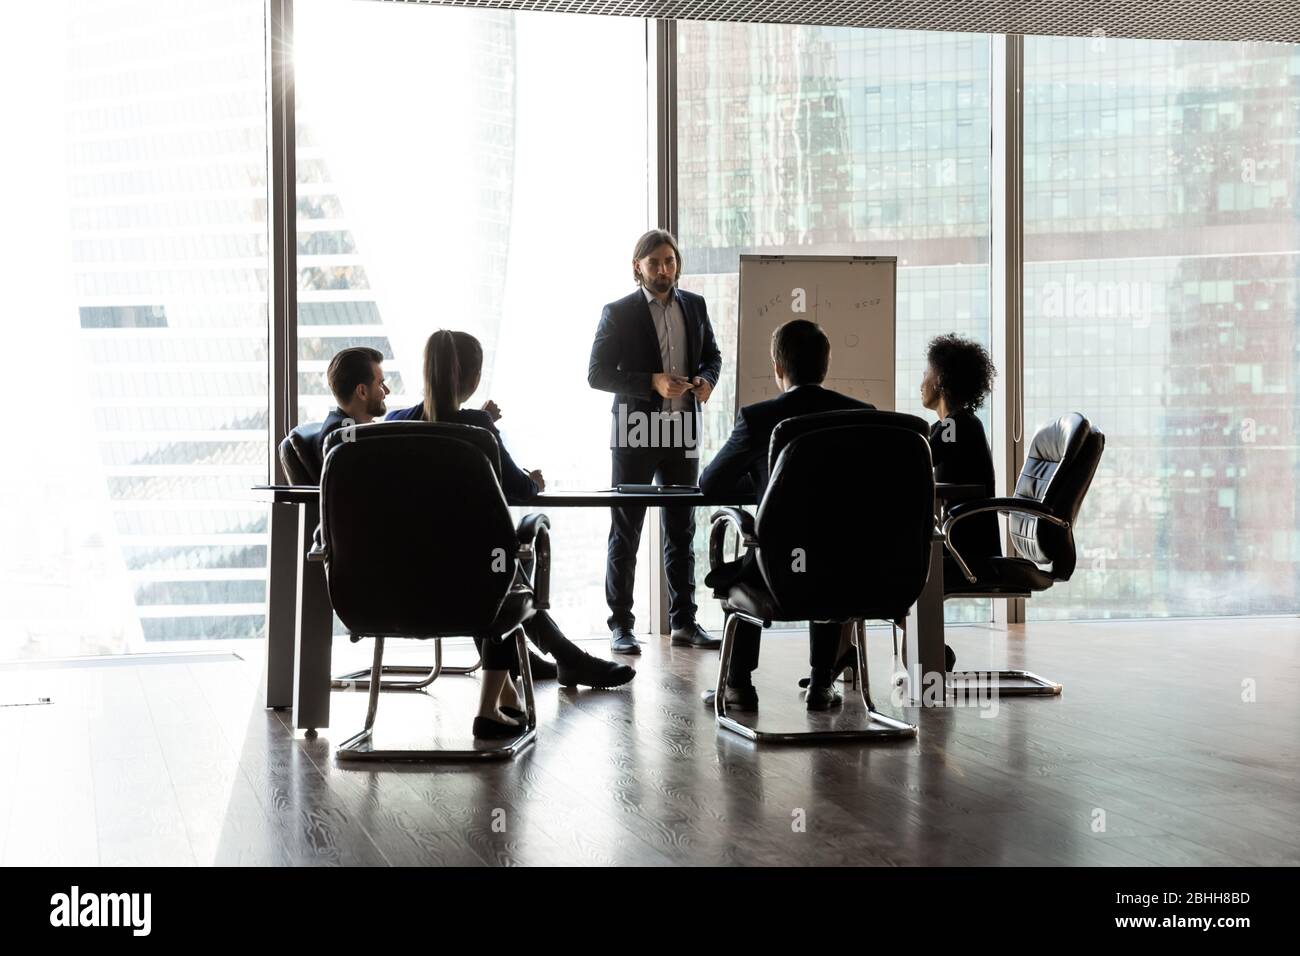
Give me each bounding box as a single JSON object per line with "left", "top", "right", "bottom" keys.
{"left": 797, "top": 648, "right": 858, "bottom": 689}
{"left": 472, "top": 714, "right": 522, "bottom": 740}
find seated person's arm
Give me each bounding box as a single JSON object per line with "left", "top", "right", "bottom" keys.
{"left": 485, "top": 418, "right": 539, "bottom": 504}
{"left": 928, "top": 430, "right": 949, "bottom": 466}
{"left": 699, "top": 409, "right": 758, "bottom": 497}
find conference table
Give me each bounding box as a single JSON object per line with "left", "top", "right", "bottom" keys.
{"left": 253, "top": 483, "right": 981, "bottom": 732}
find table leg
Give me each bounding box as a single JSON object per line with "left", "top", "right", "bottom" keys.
{"left": 264, "top": 502, "right": 299, "bottom": 709}
{"left": 293, "top": 500, "right": 334, "bottom": 732}
{"left": 909, "top": 531, "right": 948, "bottom": 705}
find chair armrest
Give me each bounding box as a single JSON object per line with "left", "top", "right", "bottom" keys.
{"left": 944, "top": 496, "right": 1069, "bottom": 528}
{"left": 940, "top": 497, "right": 1069, "bottom": 584}
{"left": 516, "top": 512, "right": 550, "bottom": 544}
{"left": 516, "top": 513, "right": 551, "bottom": 610}
{"left": 709, "top": 507, "right": 758, "bottom": 571}
{"left": 307, "top": 526, "right": 328, "bottom": 562}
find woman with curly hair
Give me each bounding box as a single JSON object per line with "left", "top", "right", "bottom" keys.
{"left": 920, "top": 333, "right": 1002, "bottom": 582}
{"left": 916, "top": 334, "right": 1001, "bottom": 672}
{"left": 813, "top": 332, "right": 1003, "bottom": 687}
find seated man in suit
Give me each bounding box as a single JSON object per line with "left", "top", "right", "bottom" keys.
{"left": 316, "top": 345, "right": 391, "bottom": 462}
{"left": 698, "top": 319, "right": 872, "bottom": 711}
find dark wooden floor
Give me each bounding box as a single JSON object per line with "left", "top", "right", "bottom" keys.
{"left": 2, "top": 617, "right": 1297, "bottom": 866}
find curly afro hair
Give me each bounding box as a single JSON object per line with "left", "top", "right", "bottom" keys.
{"left": 927, "top": 334, "right": 996, "bottom": 412}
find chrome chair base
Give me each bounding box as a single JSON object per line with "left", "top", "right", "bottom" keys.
{"left": 948, "top": 669, "right": 1062, "bottom": 697}
{"left": 891, "top": 617, "right": 1062, "bottom": 698}
{"left": 714, "top": 614, "right": 917, "bottom": 743}
{"left": 336, "top": 630, "right": 536, "bottom": 764}
{"left": 331, "top": 638, "right": 482, "bottom": 692}
{"left": 336, "top": 727, "right": 537, "bottom": 762}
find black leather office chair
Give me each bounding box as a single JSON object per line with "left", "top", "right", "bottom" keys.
{"left": 939, "top": 411, "right": 1105, "bottom": 696}
{"left": 277, "top": 422, "right": 323, "bottom": 486}
{"left": 278, "top": 419, "right": 482, "bottom": 691}
{"left": 310, "top": 421, "right": 550, "bottom": 761}
{"left": 708, "top": 409, "right": 933, "bottom": 743}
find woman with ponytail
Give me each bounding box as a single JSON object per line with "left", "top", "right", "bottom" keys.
{"left": 409, "top": 329, "right": 543, "bottom": 502}
{"left": 387, "top": 330, "right": 635, "bottom": 737}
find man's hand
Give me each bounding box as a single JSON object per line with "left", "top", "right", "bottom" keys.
{"left": 528, "top": 469, "right": 546, "bottom": 493}
{"left": 480, "top": 399, "right": 501, "bottom": 422}
{"left": 652, "top": 373, "right": 693, "bottom": 399}
{"left": 690, "top": 377, "right": 714, "bottom": 404}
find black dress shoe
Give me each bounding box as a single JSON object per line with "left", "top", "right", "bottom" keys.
{"left": 500, "top": 705, "right": 528, "bottom": 723}
{"left": 701, "top": 685, "right": 759, "bottom": 711}
{"left": 798, "top": 648, "right": 858, "bottom": 688}
{"left": 473, "top": 714, "right": 522, "bottom": 739}
{"left": 805, "top": 684, "right": 844, "bottom": 711}
{"left": 610, "top": 626, "right": 641, "bottom": 655}
{"left": 670, "top": 622, "right": 721, "bottom": 649}
{"left": 528, "top": 650, "right": 558, "bottom": 680}
{"left": 557, "top": 653, "right": 636, "bottom": 689}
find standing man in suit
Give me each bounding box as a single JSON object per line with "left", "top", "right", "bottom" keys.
{"left": 589, "top": 229, "right": 723, "bottom": 655}
{"left": 699, "top": 319, "right": 872, "bottom": 710}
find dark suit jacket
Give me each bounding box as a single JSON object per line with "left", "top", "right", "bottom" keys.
{"left": 588, "top": 287, "right": 722, "bottom": 449}
{"left": 314, "top": 407, "right": 351, "bottom": 474}
{"left": 698, "top": 384, "right": 873, "bottom": 500}
{"left": 384, "top": 403, "right": 539, "bottom": 504}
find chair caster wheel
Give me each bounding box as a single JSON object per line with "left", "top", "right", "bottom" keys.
{"left": 304, "top": 728, "right": 318, "bottom": 739}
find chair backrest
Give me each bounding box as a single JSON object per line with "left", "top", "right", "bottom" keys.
{"left": 769, "top": 407, "right": 921, "bottom": 471}
{"left": 756, "top": 410, "right": 934, "bottom": 622}
{"left": 321, "top": 418, "right": 502, "bottom": 482}
{"left": 278, "top": 422, "right": 323, "bottom": 484}
{"left": 1009, "top": 412, "right": 1105, "bottom": 580}
{"left": 319, "top": 422, "right": 517, "bottom": 638}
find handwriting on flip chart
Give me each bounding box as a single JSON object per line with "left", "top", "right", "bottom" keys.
{"left": 737, "top": 256, "right": 896, "bottom": 412}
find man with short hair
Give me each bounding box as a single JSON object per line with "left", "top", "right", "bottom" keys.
{"left": 698, "top": 319, "right": 873, "bottom": 711}
{"left": 589, "top": 229, "right": 723, "bottom": 654}
{"left": 316, "top": 345, "right": 390, "bottom": 462}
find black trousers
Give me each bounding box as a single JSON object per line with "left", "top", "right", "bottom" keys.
{"left": 472, "top": 611, "right": 571, "bottom": 674}
{"left": 729, "top": 619, "right": 842, "bottom": 684}
{"left": 710, "top": 553, "right": 843, "bottom": 684}
{"left": 472, "top": 543, "right": 582, "bottom": 673}
{"left": 605, "top": 444, "right": 699, "bottom": 631}
{"left": 474, "top": 631, "right": 519, "bottom": 672}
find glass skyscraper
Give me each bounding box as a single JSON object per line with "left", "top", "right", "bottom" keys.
{"left": 1022, "top": 35, "right": 1300, "bottom": 618}
{"left": 66, "top": 0, "right": 270, "bottom": 648}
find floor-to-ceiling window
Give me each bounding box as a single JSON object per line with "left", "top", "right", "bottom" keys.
{"left": 0, "top": 0, "right": 269, "bottom": 659}
{"left": 292, "top": 0, "right": 653, "bottom": 639}
{"left": 6, "top": 5, "right": 1297, "bottom": 665}
{"left": 676, "top": 23, "right": 995, "bottom": 627}
{"left": 1023, "top": 35, "right": 1300, "bottom": 619}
